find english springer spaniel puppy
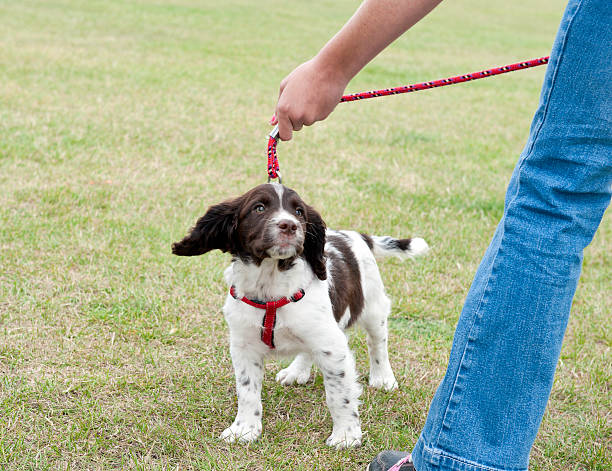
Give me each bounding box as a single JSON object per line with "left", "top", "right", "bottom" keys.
{"left": 172, "top": 183, "right": 428, "bottom": 448}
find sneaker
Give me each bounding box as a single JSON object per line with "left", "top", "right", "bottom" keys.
{"left": 367, "top": 451, "right": 414, "bottom": 471}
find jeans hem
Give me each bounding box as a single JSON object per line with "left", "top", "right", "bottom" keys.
{"left": 412, "top": 438, "right": 528, "bottom": 471}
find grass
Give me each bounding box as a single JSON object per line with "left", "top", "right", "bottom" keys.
{"left": 0, "top": 0, "right": 609, "bottom": 470}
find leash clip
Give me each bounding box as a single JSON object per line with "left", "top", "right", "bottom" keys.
{"left": 268, "top": 123, "right": 280, "bottom": 141}
{"left": 267, "top": 123, "right": 282, "bottom": 184}
{"left": 268, "top": 171, "right": 282, "bottom": 184}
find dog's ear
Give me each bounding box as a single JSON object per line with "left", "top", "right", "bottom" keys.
{"left": 303, "top": 204, "right": 327, "bottom": 280}
{"left": 172, "top": 200, "right": 239, "bottom": 256}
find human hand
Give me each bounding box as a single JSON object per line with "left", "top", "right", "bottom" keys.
{"left": 271, "top": 58, "right": 349, "bottom": 141}
{"left": 271, "top": 0, "right": 443, "bottom": 141}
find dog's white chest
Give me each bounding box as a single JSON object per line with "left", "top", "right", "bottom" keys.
{"left": 225, "top": 302, "right": 294, "bottom": 350}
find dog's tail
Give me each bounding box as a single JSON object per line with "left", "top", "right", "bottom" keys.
{"left": 362, "top": 234, "right": 429, "bottom": 260}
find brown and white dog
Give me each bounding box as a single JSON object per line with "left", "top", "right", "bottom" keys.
{"left": 172, "top": 183, "right": 428, "bottom": 448}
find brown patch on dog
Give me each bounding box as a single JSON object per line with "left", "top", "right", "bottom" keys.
{"left": 360, "top": 233, "right": 374, "bottom": 250}
{"left": 396, "top": 238, "right": 414, "bottom": 251}
{"left": 326, "top": 234, "right": 364, "bottom": 327}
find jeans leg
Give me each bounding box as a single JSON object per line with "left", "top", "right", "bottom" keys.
{"left": 412, "top": 1, "right": 612, "bottom": 470}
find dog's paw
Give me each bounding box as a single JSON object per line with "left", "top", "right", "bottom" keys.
{"left": 276, "top": 366, "right": 311, "bottom": 386}
{"left": 325, "top": 427, "right": 362, "bottom": 449}
{"left": 369, "top": 373, "right": 398, "bottom": 391}
{"left": 220, "top": 421, "right": 262, "bottom": 444}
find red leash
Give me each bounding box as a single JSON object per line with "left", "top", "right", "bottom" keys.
{"left": 267, "top": 56, "right": 550, "bottom": 181}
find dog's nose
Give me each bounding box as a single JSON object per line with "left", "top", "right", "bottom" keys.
{"left": 278, "top": 219, "right": 298, "bottom": 234}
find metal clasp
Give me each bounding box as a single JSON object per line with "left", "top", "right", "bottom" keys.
{"left": 267, "top": 171, "right": 282, "bottom": 184}
{"left": 269, "top": 123, "right": 279, "bottom": 141}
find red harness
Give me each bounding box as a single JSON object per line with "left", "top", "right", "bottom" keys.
{"left": 230, "top": 286, "right": 305, "bottom": 349}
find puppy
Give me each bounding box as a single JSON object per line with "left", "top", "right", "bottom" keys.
{"left": 172, "top": 183, "right": 428, "bottom": 448}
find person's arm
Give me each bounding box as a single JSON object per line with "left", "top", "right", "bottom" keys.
{"left": 273, "top": 0, "right": 443, "bottom": 141}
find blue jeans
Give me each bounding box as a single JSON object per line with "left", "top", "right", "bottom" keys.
{"left": 412, "top": 0, "right": 611, "bottom": 470}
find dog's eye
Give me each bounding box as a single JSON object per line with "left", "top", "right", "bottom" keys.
{"left": 254, "top": 204, "right": 265, "bottom": 213}
{"left": 295, "top": 208, "right": 304, "bottom": 217}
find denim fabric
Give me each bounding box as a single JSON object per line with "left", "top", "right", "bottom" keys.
{"left": 412, "top": 0, "right": 611, "bottom": 470}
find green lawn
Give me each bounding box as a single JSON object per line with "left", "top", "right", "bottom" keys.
{"left": 0, "top": 0, "right": 609, "bottom": 470}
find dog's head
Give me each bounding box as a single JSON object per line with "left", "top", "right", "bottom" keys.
{"left": 172, "top": 183, "right": 327, "bottom": 280}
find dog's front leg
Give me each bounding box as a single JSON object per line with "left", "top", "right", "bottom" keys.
{"left": 220, "top": 345, "right": 264, "bottom": 444}
{"left": 313, "top": 334, "right": 362, "bottom": 449}
{"left": 276, "top": 352, "right": 312, "bottom": 385}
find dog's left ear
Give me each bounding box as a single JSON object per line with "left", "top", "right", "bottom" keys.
{"left": 172, "top": 200, "right": 239, "bottom": 256}
{"left": 303, "top": 204, "right": 327, "bottom": 280}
